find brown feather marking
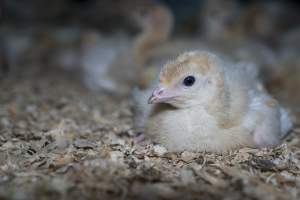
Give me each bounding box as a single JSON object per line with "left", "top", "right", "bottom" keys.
{"left": 159, "top": 51, "right": 214, "bottom": 85}
{"left": 265, "top": 99, "right": 278, "bottom": 108}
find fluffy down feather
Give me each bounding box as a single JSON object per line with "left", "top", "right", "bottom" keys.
{"left": 133, "top": 50, "right": 292, "bottom": 152}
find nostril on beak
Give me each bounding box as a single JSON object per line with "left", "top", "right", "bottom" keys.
{"left": 154, "top": 87, "right": 164, "bottom": 95}
{"left": 157, "top": 90, "right": 164, "bottom": 95}
{"left": 152, "top": 88, "right": 164, "bottom": 98}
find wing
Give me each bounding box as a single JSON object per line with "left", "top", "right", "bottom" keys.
{"left": 244, "top": 90, "right": 292, "bottom": 147}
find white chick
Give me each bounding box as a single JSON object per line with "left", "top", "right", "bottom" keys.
{"left": 133, "top": 51, "right": 292, "bottom": 152}
{"left": 78, "top": 1, "right": 173, "bottom": 95}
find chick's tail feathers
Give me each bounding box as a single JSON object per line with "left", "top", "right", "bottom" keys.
{"left": 279, "top": 108, "right": 293, "bottom": 139}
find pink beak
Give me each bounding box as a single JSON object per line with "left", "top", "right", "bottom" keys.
{"left": 148, "top": 87, "right": 177, "bottom": 104}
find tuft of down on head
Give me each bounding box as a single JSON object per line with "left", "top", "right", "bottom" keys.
{"left": 159, "top": 51, "right": 223, "bottom": 85}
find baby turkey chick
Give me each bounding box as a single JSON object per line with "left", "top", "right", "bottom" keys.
{"left": 134, "top": 51, "right": 292, "bottom": 152}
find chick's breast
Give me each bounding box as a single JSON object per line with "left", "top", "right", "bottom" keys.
{"left": 145, "top": 104, "right": 252, "bottom": 152}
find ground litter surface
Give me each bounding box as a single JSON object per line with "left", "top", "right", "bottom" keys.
{"left": 0, "top": 70, "right": 299, "bottom": 200}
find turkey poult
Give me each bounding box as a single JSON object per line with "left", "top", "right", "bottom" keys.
{"left": 133, "top": 51, "right": 292, "bottom": 153}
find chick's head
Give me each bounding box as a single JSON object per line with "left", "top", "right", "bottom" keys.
{"left": 148, "top": 51, "right": 225, "bottom": 108}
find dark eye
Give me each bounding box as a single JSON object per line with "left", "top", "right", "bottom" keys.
{"left": 183, "top": 76, "right": 195, "bottom": 87}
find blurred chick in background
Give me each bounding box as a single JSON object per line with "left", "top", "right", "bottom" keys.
{"left": 0, "top": 0, "right": 173, "bottom": 96}
{"left": 137, "top": 0, "right": 300, "bottom": 89}
{"left": 134, "top": 51, "right": 292, "bottom": 152}
{"left": 197, "top": 0, "right": 300, "bottom": 98}
{"left": 200, "top": 0, "right": 242, "bottom": 42}
{"left": 1, "top": 0, "right": 300, "bottom": 103}
{"left": 56, "top": 0, "right": 174, "bottom": 94}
